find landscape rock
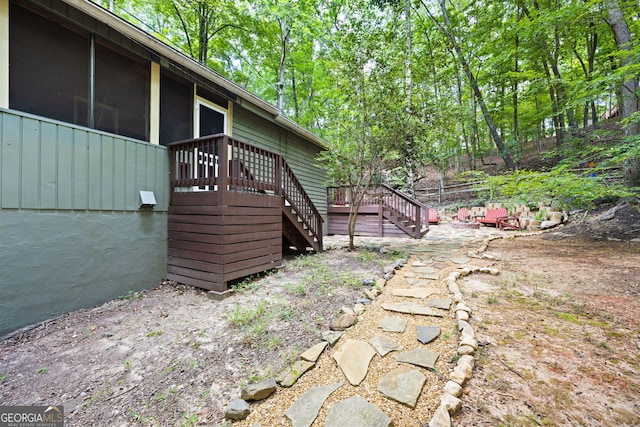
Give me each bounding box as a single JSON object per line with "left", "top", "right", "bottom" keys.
{"left": 341, "top": 306, "right": 355, "bottom": 315}
{"left": 362, "top": 278, "right": 375, "bottom": 286}
{"left": 325, "top": 396, "right": 392, "bottom": 427}
{"left": 456, "top": 310, "right": 470, "bottom": 321}
{"left": 284, "top": 382, "right": 342, "bottom": 427}
{"left": 479, "top": 267, "right": 500, "bottom": 275}
{"left": 457, "top": 345, "right": 475, "bottom": 355}
{"left": 443, "top": 380, "right": 463, "bottom": 397}
{"left": 330, "top": 313, "right": 358, "bottom": 331}
{"left": 364, "top": 289, "right": 378, "bottom": 300}
{"left": 240, "top": 378, "right": 277, "bottom": 401}
{"left": 459, "top": 334, "right": 478, "bottom": 350}
{"left": 382, "top": 302, "right": 443, "bottom": 317}
{"left": 457, "top": 319, "right": 471, "bottom": 333}
{"left": 333, "top": 340, "right": 376, "bottom": 385}
{"left": 277, "top": 360, "right": 315, "bottom": 387}
{"left": 299, "top": 342, "right": 328, "bottom": 363}
{"left": 395, "top": 347, "right": 439, "bottom": 370}
{"left": 225, "top": 399, "right": 250, "bottom": 421}
{"left": 377, "top": 367, "right": 427, "bottom": 408}
{"left": 440, "top": 393, "right": 462, "bottom": 415}
{"left": 454, "top": 302, "right": 472, "bottom": 314}
{"left": 416, "top": 326, "right": 441, "bottom": 344}
{"left": 428, "top": 404, "right": 451, "bottom": 427}
{"left": 378, "top": 316, "right": 408, "bottom": 333}
{"left": 353, "top": 303, "right": 366, "bottom": 315}
{"left": 376, "top": 278, "right": 387, "bottom": 290}
{"left": 322, "top": 330, "right": 343, "bottom": 346}
{"left": 369, "top": 335, "right": 403, "bottom": 357}
{"left": 459, "top": 354, "right": 475, "bottom": 368}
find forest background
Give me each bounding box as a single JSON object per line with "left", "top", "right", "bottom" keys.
{"left": 97, "top": 0, "right": 639, "bottom": 205}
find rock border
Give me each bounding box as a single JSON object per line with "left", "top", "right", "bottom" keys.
{"left": 427, "top": 231, "right": 542, "bottom": 426}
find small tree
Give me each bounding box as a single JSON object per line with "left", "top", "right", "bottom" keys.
{"left": 317, "top": 131, "right": 390, "bottom": 250}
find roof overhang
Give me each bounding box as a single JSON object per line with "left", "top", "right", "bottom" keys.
{"left": 59, "top": 0, "right": 327, "bottom": 149}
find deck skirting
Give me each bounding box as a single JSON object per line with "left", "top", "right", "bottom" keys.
{"left": 168, "top": 192, "right": 282, "bottom": 291}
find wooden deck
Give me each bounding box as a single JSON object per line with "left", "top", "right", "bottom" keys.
{"left": 327, "top": 185, "right": 430, "bottom": 239}
{"left": 167, "top": 134, "right": 322, "bottom": 294}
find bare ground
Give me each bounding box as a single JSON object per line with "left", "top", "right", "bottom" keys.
{"left": 1, "top": 203, "right": 639, "bottom": 426}
{"left": 453, "top": 204, "right": 640, "bottom": 426}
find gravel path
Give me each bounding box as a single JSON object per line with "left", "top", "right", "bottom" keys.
{"left": 235, "top": 225, "right": 506, "bottom": 426}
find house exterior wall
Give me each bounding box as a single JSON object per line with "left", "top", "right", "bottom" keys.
{"left": 0, "top": 109, "right": 168, "bottom": 336}
{"left": 0, "top": 0, "right": 328, "bottom": 335}
{"left": 233, "top": 105, "right": 328, "bottom": 222}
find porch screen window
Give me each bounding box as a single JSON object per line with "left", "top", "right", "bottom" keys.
{"left": 9, "top": 4, "right": 150, "bottom": 141}
{"left": 9, "top": 4, "right": 89, "bottom": 126}
{"left": 159, "top": 71, "right": 192, "bottom": 146}
{"left": 95, "top": 43, "right": 150, "bottom": 141}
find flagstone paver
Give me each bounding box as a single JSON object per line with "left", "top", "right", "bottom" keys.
{"left": 369, "top": 334, "right": 403, "bottom": 357}
{"left": 382, "top": 302, "right": 444, "bottom": 317}
{"left": 392, "top": 287, "right": 440, "bottom": 299}
{"left": 395, "top": 347, "right": 439, "bottom": 370}
{"left": 324, "top": 396, "right": 392, "bottom": 427}
{"left": 378, "top": 367, "right": 427, "bottom": 408}
{"left": 333, "top": 339, "right": 376, "bottom": 385}
{"left": 237, "top": 225, "right": 511, "bottom": 427}
{"left": 378, "top": 316, "right": 408, "bottom": 333}
{"left": 416, "top": 325, "right": 441, "bottom": 344}
{"left": 428, "top": 297, "right": 452, "bottom": 310}
{"left": 284, "top": 382, "right": 342, "bottom": 427}
{"left": 299, "top": 342, "right": 328, "bottom": 363}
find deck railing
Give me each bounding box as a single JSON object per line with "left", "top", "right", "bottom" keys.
{"left": 327, "top": 184, "right": 429, "bottom": 238}
{"left": 169, "top": 134, "right": 322, "bottom": 249}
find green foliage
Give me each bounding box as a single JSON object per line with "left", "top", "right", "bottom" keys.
{"left": 476, "top": 167, "right": 635, "bottom": 210}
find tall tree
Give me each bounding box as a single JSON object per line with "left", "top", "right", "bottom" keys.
{"left": 420, "top": 0, "right": 517, "bottom": 170}
{"left": 605, "top": 0, "right": 639, "bottom": 186}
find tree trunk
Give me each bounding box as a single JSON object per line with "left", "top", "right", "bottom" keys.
{"left": 606, "top": 0, "right": 639, "bottom": 185}
{"left": 438, "top": 0, "right": 516, "bottom": 170}
{"left": 404, "top": 0, "right": 415, "bottom": 197}
{"left": 277, "top": 19, "right": 290, "bottom": 115}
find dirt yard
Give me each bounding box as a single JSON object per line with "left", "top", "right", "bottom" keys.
{"left": 1, "top": 203, "right": 639, "bottom": 426}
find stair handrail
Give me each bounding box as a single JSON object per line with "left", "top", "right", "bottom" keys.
{"left": 375, "top": 184, "right": 430, "bottom": 237}
{"left": 380, "top": 184, "right": 430, "bottom": 229}
{"left": 281, "top": 158, "right": 324, "bottom": 250}
{"left": 169, "top": 134, "right": 323, "bottom": 250}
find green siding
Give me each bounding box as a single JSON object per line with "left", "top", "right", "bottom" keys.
{"left": 0, "top": 109, "right": 168, "bottom": 211}
{"left": 232, "top": 106, "right": 327, "bottom": 219}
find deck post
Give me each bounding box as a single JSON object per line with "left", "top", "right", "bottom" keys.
{"left": 217, "top": 135, "right": 229, "bottom": 206}
{"left": 414, "top": 204, "right": 421, "bottom": 238}
{"left": 275, "top": 155, "right": 282, "bottom": 197}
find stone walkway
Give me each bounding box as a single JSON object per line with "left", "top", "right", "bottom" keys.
{"left": 227, "top": 224, "right": 513, "bottom": 427}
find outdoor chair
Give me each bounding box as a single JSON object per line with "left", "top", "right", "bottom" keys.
{"left": 452, "top": 207, "right": 470, "bottom": 221}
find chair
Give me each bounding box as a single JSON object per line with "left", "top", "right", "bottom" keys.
{"left": 428, "top": 208, "right": 440, "bottom": 224}
{"left": 452, "top": 208, "right": 470, "bottom": 221}
{"left": 475, "top": 208, "right": 508, "bottom": 227}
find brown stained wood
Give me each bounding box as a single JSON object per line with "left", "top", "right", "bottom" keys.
{"left": 169, "top": 204, "right": 280, "bottom": 216}
{"left": 167, "top": 265, "right": 224, "bottom": 282}
{"left": 169, "top": 224, "right": 280, "bottom": 244}
{"left": 169, "top": 236, "right": 281, "bottom": 255}
{"left": 223, "top": 253, "right": 282, "bottom": 276}
{"left": 166, "top": 273, "right": 226, "bottom": 292}
{"left": 168, "top": 212, "right": 281, "bottom": 225}
{"left": 168, "top": 256, "right": 224, "bottom": 274}
{"left": 169, "top": 215, "right": 281, "bottom": 231}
